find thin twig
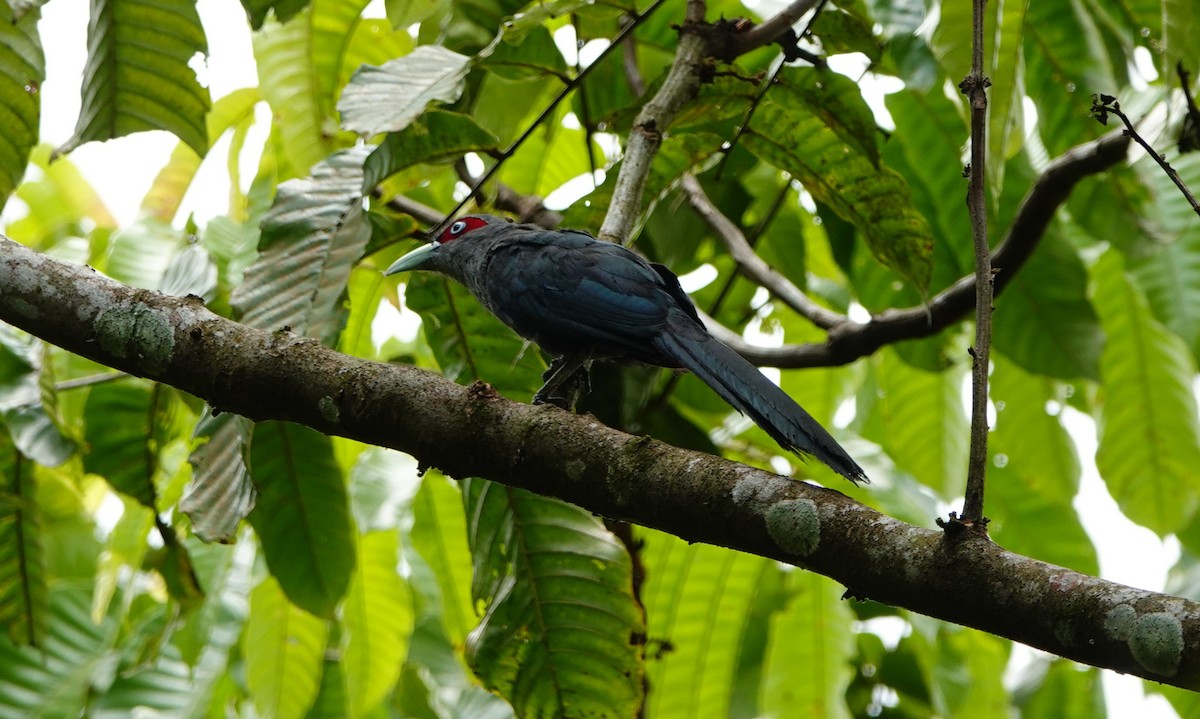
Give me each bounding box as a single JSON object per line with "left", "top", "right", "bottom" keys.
{"left": 1092, "top": 94, "right": 1200, "bottom": 216}
{"left": 706, "top": 179, "right": 793, "bottom": 316}
{"left": 731, "top": 0, "right": 823, "bottom": 56}
{"left": 436, "top": 0, "right": 670, "bottom": 232}
{"left": 55, "top": 371, "right": 129, "bottom": 391}
{"left": 703, "top": 130, "right": 1130, "bottom": 368}
{"left": 572, "top": 14, "right": 599, "bottom": 181}
{"left": 957, "top": 0, "right": 992, "bottom": 525}
{"left": 681, "top": 174, "right": 846, "bottom": 329}
{"left": 715, "top": 0, "right": 828, "bottom": 179}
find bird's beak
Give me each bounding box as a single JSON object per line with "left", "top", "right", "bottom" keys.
{"left": 384, "top": 242, "right": 437, "bottom": 276}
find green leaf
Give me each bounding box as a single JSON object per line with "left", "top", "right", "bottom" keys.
{"left": 405, "top": 271, "right": 545, "bottom": 398}
{"left": 743, "top": 71, "right": 933, "bottom": 293}
{"left": 59, "top": 0, "right": 211, "bottom": 155}
{"left": 83, "top": 379, "right": 186, "bottom": 510}
{"left": 1092, "top": 250, "right": 1200, "bottom": 535}
{"left": 338, "top": 45, "right": 472, "bottom": 136}
{"left": 244, "top": 575, "right": 329, "bottom": 719}
{"left": 363, "top": 110, "right": 500, "bottom": 191}
{"left": 641, "top": 529, "right": 768, "bottom": 719}
{"left": 1128, "top": 225, "right": 1200, "bottom": 360}
{"left": 248, "top": 421, "right": 355, "bottom": 617}
{"left": 759, "top": 570, "right": 856, "bottom": 718}
{"left": 233, "top": 147, "right": 371, "bottom": 346}
{"left": 341, "top": 530, "right": 414, "bottom": 718}
{"left": 411, "top": 471, "right": 476, "bottom": 645}
{"left": 0, "top": 3, "right": 42, "bottom": 212}
{"left": 464, "top": 479, "right": 644, "bottom": 718}
{"left": 182, "top": 410, "right": 256, "bottom": 543}
{"left": 0, "top": 453, "right": 46, "bottom": 647}
{"left": 240, "top": 0, "right": 309, "bottom": 29}
{"left": 993, "top": 232, "right": 1104, "bottom": 380}
{"left": 0, "top": 583, "right": 119, "bottom": 717}
{"left": 859, "top": 349, "right": 968, "bottom": 498}
{"left": 1015, "top": 660, "right": 1104, "bottom": 719}
{"left": 253, "top": 10, "right": 334, "bottom": 175}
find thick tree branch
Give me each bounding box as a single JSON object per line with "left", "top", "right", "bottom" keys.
{"left": 681, "top": 174, "right": 846, "bottom": 329}
{"left": 707, "top": 129, "right": 1131, "bottom": 368}
{"left": 2, "top": 237, "right": 1199, "bottom": 689}
{"left": 599, "top": 0, "right": 710, "bottom": 245}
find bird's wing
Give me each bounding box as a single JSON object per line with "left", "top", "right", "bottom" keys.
{"left": 482, "top": 235, "right": 678, "bottom": 361}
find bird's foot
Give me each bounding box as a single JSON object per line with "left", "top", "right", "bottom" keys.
{"left": 533, "top": 357, "right": 592, "bottom": 411}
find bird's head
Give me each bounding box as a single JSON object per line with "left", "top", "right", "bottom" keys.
{"left": 383, "top": 214, "right": 508, "bottom": 277}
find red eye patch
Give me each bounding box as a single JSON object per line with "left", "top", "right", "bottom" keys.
{"left": 438, "top": 216, "right": 489, "bottom": 243}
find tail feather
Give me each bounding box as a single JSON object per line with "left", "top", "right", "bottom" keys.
{"left": 654, "top": 320, "right": 868, "bottom": 484}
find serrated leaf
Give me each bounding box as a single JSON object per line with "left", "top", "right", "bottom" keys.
{"left": 464, "top": 479, "right": 644, "bottom": 718}
{"left": 59, "top": 0, "right": 211, "bottom": 155}
{"left": 363, "top": 110, "right": 499, "bottom": 191}
{"left": 342, "top": 530, "right": 413, "bottom": 718}
{"left": 233, "top": 147, "right": 370, "bottom": 345}
{"left": 641, "top": 529, "right": 767, "bottom": 719}
{"left": 248, "top": 421, "right": 355, "bottom": 617}
{"left": 339, "top": 45, "right": 472, "bottom": 136}
{"left": 743, "top": 71, "right": 933, "bottom": 293}
{"left": 244, "top": 575, "right": 329, "bottom": 719}
{"left": 1093, "top": 250, "right": 1200, "bottom": 535}
{"left": 182, "top": 410, "right": 256, "bottom": 543}
{"left": 0, "top": 4, "right": 43, "bottom": 212}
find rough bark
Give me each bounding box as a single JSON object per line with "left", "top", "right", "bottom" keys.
{"left": 2, "top": 236, "right": 1198, "bottom": 689}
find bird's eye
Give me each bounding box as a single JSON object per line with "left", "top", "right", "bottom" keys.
{"left": 449, "top": 220, "right": 467, "bottom": 235}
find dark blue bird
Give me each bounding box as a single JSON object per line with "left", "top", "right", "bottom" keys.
{"left": 385, "top": 214, "right": 866, "bottom": 484}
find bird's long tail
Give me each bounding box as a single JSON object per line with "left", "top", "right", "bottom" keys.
{"left": 654, "top": 319, "right": 868, "bottom": 484}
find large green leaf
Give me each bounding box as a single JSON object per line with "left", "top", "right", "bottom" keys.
{"left": 182, "top": 410, "right": 256, "bottom": 543}
{"left": 59, "top": 0, "right": 211, "bottom": 155}
{"left": 0, "top": 583, "right": 119, "bottom": 717}
{"left": 993, "top": 231, "right": 1104, "bottom": 380}
{"left": 363, "top": 110, "right": 500, "bottom": 192}
{"left": 248, "top": 421, "right": 355, "bottom": 617}
{"left": 253, "top": 10, "right": 334, "bottom": 175}
{"left": 233, "top": 147, "right": 370, "bottom": 345}
{"left": 404, "top": 271, "right": 545, "bottom": 397}
{"left": 341, "top": 530, "right": 413, "bottom": 718}
{"left": 759, "top": 570, "right": 856, "bottom": 718}
{"left": 244, "top": 575, "right": 329, "bottom": 719}
{"left": 743, "top": 69, "right": 934, "bottom": 293}
{"left": 338, "top": 45, "right": 472, "bottom": 136}
{"left": 1093, "top": 250, "right": 1200, "bottom": 535}
{"left": 464, "top": 479, "right": 644, "bottom": 718}
{"left": 0, "top": 452, "right": 45, "bottom": 648}
{"left": 0, "top": 3, "right": 42, "bottom": 212}
{"left": 1014, "top": 660, "right": 1105, "bottom": 719}
{"left": 859, "top": 349, "right": 968, "bottom": 498}
{"left": 1129, "top": 226, "right": 1200, "bottom": 360}
{"left": 641, "top": 529, "right": 768, "bottom": 719}
{"left": 411, "top": 471, "right": 477, "bottom": 645}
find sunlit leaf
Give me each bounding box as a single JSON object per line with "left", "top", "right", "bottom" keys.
{"left": 59, "top": 0, "right": 211, "bottom": 155}
{"left": 244, "top": 575, "right": 329, "bottom": 719}
{"left": 339, "top": 45, "right": 472, "bottom": 136}
{"left": 1093, "top": 250, "right": 1200, "bottom": 535}
{"left": 0, "top": 3, "right": 42, "bottom": 212}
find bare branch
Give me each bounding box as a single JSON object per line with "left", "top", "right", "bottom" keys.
{"left": 599, "top": 0, "right": 711, "bottom": 245}
{"left": 4, "top": 235, "right": 1200, "bottom": 689}
{"left": 706, "top": 129, "right": 1131, "bottom": 368}
{"left": 731, "top": 0, "right": 821, "bottom": 57}
{"left": 681, "top": 174, "right": 847, "bottom": 329}
{"left": 958, "top": 0, "right": 993, "bottom": 524}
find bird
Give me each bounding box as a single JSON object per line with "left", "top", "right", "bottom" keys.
{"left": 385, "top": 214, "right": 867, "bottom": 484}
